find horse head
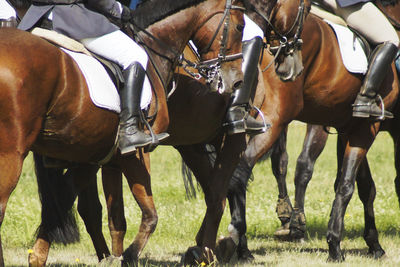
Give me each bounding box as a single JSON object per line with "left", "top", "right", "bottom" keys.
{"left": 133, "top": 0, "right": 244, "bottom": 96}
{"left": 190, "top": 0, "right": 245, "bottom": 94}
{"left": 244, "top": 0, "right": 311, "bottom": 81}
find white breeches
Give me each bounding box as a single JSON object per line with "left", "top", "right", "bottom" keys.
{"left": 0, "top": 0, "right": 17, "bottom": 19}
{"left": 80, "top": 30, "right": 148, "bottom": 70}
{"left": 242, "top": 14, "right": 264, "bottom": 41}
{"left": 322, "top": 0, "right": 399, "bottom": 46}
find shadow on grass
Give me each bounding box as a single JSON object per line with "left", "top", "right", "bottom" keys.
{"left": 248, "top": 218, "right": 399, "bottom": 241}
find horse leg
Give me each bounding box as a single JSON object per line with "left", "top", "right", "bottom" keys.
{"left": 0, "top": 153, "right": 24, "bottom": 267}
{"left": 390, "top": 128, "right": 400, "bottom": 208}
{"left": 179, "top": 135, "right": 247, "bottom": 264}
{"left": 118, "top": 152, "right": 158, "bottom": 266}
{"left": 270, "top": 127, "right": 292, "bottom": 238}
{"left": 74, "top": 166, "right": 111, "bottom": 261}
{"left": 327, "top": 126, "right": 377, "bottom": 262}
{"left": 102, "top": 165, "right": 126, "bottom": 257}
{"left": 355, "top": 158, "right": 385, "bottom": 258}
{"left": 289, "top": 124, "right": 329, "bottom": 240}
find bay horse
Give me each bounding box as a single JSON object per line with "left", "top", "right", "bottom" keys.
{"left": 0, "top": 0, "right": 245, "bottom": 266}
{"left": 29, "top": 0, "right": 309, "bottom": 265}
{"left": 223, "top": 0, "right": 400, "bottom": 262}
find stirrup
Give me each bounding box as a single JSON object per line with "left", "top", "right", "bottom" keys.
{"left": 250, "top": 105, "right": 271, "bottom": 134}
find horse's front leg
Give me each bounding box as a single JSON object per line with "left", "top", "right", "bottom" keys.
{"left": 118, "top": 152, "right": 158, "bottom": 266}
{"left": 289, "top": 124, "right": 329, "bottom": 240}
{"left": 179, "top": 134, "right": 247, "bottom": 264}
{"left": 327, "top": 125, "right": 377, "bottom": 262}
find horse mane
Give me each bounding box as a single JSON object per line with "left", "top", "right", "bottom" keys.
{"left": 379, "top": 0, "right": 399, "bottom": 6}
{"left": 7, "top": 0, "right": 31, "bottom": 9}
{"left": 131, "top": 0, "right": 207, "bottom": 29}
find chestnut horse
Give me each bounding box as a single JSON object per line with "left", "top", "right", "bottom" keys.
{"left": 29, "top": 0, "right": 309, "bottom": 265}
{"left": 224, "top": 0, "right": 400, "bottom": 262}
{"left": 0, "top": 0, "right": 245, "bottom": 266}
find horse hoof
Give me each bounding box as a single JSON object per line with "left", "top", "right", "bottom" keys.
{"left": 28, "top": 252, "right": 45, "bottom": 267}
{"left": 237, "top": 247, "right": 254, "bottom": 262}
{"left": 215, "top": 236, "right": 237, "bottom": 263}
{"left": 99, "top": 255, "right": 122, "bottom": 266}
{"left": 182, "top": 246, "right": 203, "bottom": 266}
{"left": 327, "top": 250, "right": 345, "bottom": 262}
{"left": 368, "top": 247, "right": 386, "bottom": 259}
{"left": 273, "top": 223, "right": 291, "bottom": 240}
{"left": 121, "top": 250, "right": 138, "bottom": 267}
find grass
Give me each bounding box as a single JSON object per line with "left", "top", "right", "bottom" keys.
{"left": 3, "top": 122, "right": 400, "bottom": 266}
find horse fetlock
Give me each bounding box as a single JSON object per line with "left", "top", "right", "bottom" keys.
{"left": 327, "top": 235, "right": 345, "bottom": 262}
{"left": 215, "top": 237, "right": 237, "bottom": 263}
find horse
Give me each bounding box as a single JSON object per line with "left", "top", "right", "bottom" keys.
{"left": 268, "top": 0, "right": 400, "bottom": 244}
{"left": 29, "top": 0, "right": 310, "bottom": 265}
{"left": 0, "top": 0, "right": 245, "bottom": 266}
{"left": 221, "top": 1, "right": 400, "bottom": 262}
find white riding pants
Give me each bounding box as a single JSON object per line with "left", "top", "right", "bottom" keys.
{"left": 322, "top": 0, "right": 399, "bottom": 46}
{"left": 242, "top": 14, "right": 264, "bottom": 41}
{"left": 80, "top": 30, "right": 148, "bottom": 71}
{"left": 0, "top": 0, "right": 17, "bottom": 19}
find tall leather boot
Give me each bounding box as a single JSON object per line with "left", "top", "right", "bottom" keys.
{"left": 0, "top": 17, "right": 18, "bottom": 28}
{"left": 118, "top": 62, "right": 168, "bottom": 155}
{"left": 352, "top": 42, "right": 398, "bottom": 119}
{"left": 224, "top": 37, "right": 267, "bottom": 135}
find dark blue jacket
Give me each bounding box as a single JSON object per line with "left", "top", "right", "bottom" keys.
{"left": 336, "top": 0, "right": 371, "bottom": 7}
{"left": 18, "top": 0, "right": 121, "bottom": 40}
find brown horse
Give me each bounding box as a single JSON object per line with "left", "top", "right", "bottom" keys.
{"left": 29, "top": 0, "right": 309, "bottom": 265}
{"left": 224, "top": 0, "right": 400, "bottom": 262}
{"left": 0, "top": 0, "right": 245, "bottom": 266}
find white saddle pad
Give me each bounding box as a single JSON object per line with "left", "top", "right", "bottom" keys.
{"left": 324, "top": 19, "right": 368, "bottom": 74}
{"left": 61, "top": 48, "right": 152, "bottom": 113}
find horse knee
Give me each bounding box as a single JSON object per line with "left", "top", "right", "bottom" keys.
{"left": 337, "top": 181, "right": 355, "bottom": 201}
{"left": 295, "top": 157, "right": 314, "bottom": 184}
{"left": 143, "top": 211, "right": 158, "bottom": 234}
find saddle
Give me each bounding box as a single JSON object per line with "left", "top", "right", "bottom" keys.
{"left": 31, "top": 27, "right": 125, "bottom": 90}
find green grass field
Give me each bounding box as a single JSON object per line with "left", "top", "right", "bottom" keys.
{"left": 3, "top": 122, "right": 400, "bottom": 266}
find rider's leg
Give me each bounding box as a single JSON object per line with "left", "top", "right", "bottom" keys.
{"left": 224, "top": 36, "right": 266, "bottom": 134}
{"left": 322, "top": 0, "right": 399, "bottom": 119}
{"left": 81, "top": 30, "right": 168, "bottom": 154}
{"left": 352, "top": 42, "right": 398, "bottom": 119}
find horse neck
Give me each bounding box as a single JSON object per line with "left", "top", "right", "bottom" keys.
{"left": 376, "top": 0, "right": 400, "bottom": 31}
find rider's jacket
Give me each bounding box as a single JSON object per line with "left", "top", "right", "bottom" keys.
{"left": 18, "top": 0, "right": 121, "bottom": 40}
{"left": 336, "top": 0, "right": 370, "bottom": 7}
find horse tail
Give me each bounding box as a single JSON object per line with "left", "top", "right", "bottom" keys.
{"left": 181, "top": 158, "right": 198, "bottom": 199}
{"left": 33, "top": 153, "right": 80, "bottom": 245}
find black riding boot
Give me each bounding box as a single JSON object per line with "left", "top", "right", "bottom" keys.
{"left": 352, "top": 42, "right": 398, "bottom": 120}
{"left": 224, "top": 37, "right": 267, "bottom": 135}
{"left": 0, "top": 17, "right": 18, "bottom": 28}
{"left": 118, "top": 62, "right": 168, "bottom": 155}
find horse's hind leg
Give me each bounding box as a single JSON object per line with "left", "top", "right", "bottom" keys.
{"left": 327, "top": 125, "right": 377, "bottom": 262}
{"left": 102, "top": 166, "right": 126, "bottom": 257}
{"left": 355, "top": 158, "right": 385, "bottom": 258}
{"left": 118, "top": 152, "right": 157, "bottom": 265}
{"left": 289, "top": 124, "right": 328, "bottom": 240}
{"left": 0, "top": 152, "right": 24, "bottom": 267}
{"left": 75, "top": 166, "right": 110, "bottom": 261}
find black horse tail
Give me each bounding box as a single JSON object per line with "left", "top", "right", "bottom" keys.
{"left": 181, "top": 158, "right": 198, "bottom": 199}
{"left": 33, "top": 153, "right": 80, "bottom": 245}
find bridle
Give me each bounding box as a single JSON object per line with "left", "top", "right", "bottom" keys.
{"left": 132, "top": 0, "right": 245, "bottom": 95}
{"left": 246, "top": 0, "right": 306, "bottom": 71}
{"left": 179, "top": 0, "right": 245, "bottom": 93}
